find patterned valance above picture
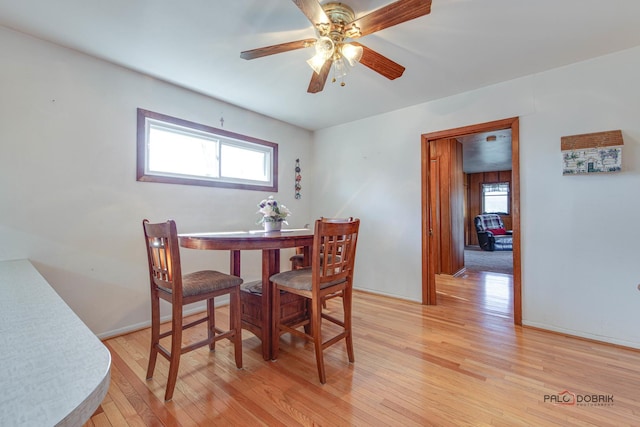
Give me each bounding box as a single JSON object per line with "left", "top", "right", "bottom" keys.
{"left": 561, "top": 130, "right": 623, "bottom": 175}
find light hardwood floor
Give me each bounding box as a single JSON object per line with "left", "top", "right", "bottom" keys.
{"left": 86, "top": 272, "right": 640, "bottom": 426}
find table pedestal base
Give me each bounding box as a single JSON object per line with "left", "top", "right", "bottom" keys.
{"left": 240, "top": 280, "right": 309, "bottom": 360}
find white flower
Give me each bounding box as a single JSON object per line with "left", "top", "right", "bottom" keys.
{"left": 256, "top": 196, "right": 291, "bottom": 224}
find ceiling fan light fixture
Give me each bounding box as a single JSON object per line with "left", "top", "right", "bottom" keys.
{"left": 306, "top": 55, "right": 327, "bottom": 74}
{"left": 314, "top": 36, "right": 335, "bottom": 59}
{"left": 333, "top": 57, "right": 349, "bottom": 78}
{"left": 307, "top": 36, "right": 335, "bottom": 74}
{"left": 341, "top": 43, "right": 363, "bottom": 66}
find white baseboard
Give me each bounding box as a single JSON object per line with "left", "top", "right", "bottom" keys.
{"left": 522, "top": 320, "right": 640, "bottom": 350}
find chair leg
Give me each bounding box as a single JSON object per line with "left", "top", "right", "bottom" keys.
{"left": 271, "top": 285, "right": 282, "bottom": 360}
{"left": 303, "top": 298, "right": 312, "bottom": 335}
{"left": 164, "top": 307, "right": 183, "bottom": 401}
{"left": 146, "top": 292, "right": 160, "bottom": 380}
{"left": 207, "top": 298, "right": 216, "bottom": 351}
{"left": 343, "top": 288, "right": 354, "bottom": 363}
{"left": 231, "top": 287, "right": 243, "bottom": 368}
{"left": 312, "top": 298, "right": 326, "bottom": 384}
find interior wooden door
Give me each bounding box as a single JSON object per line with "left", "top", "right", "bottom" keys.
{"left": 429, "top": 138, "right": 464, "bottom": 275}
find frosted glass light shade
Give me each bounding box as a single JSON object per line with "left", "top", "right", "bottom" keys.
{"left": 307, "top": 55, "right": 327, "bottom": 74}
{"left": 315, "top": 36, "right": 335, "bottom": 59}
{"left": 341, "top": 43, "right": 363, "bottom": 66}
{"left": 333, "top": 57, "right": 348, "bottom": 78}
{"left": 307, "top": 36, "right": 335, "bottom": 74}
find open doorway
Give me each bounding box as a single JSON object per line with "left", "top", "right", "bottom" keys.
{"left": 461, "top": 129, "right": 513, "bottom": 276}
{"left": 421, "top": 117, "right": 522, "bottom": 325}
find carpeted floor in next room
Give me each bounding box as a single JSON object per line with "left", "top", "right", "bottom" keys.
{"left": 464, "top": 245, "right": 513, "bottom": 275}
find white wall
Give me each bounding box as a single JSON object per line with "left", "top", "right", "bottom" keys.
{"left": 0, "top": 27, "right": 314, "bottom": 338}
{"left": 3, "top": 24, "right": 639, "bottom": 349}
{"left": 313, "top": 46, "right": 640, "bottom": 348}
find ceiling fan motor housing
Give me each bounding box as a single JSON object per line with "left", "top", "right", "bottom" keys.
{"left": 319, "top": 2, "right": 361, "bottom": 42}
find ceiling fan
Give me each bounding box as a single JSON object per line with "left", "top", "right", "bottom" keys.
{"left": 240, "top": 0, "right": 432, "bottom": 93}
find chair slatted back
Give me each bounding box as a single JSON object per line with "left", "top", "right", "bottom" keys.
{"left": 143, "top": 219, "right": 182, "bottom": 295}
{"left": 313, "top": 218, "right": 360, "bottom": 288}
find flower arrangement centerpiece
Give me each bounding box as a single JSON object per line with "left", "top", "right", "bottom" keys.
{"left": 257, "top": 196, "right": 291, "bottom": 231}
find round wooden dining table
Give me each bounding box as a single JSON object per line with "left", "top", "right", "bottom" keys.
{"left": 178, "top": 229, "right": 313, "bottom": 360}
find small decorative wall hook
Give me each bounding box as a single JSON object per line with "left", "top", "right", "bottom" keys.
{"left": 295, "top": 158, "right": 302, "bottom": 199}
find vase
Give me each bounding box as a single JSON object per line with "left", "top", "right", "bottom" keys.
{"left": 263, "top": 221, "right": 282, "bottom": 232}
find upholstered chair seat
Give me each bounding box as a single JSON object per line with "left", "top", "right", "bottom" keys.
{"left": 269, "top": 267, "right": 347, "bottom": 290}
{"left": 156, "top": 270, "right": 242, "bottom": 296}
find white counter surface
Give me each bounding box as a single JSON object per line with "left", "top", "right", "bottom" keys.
{"left": 0, "top": 259, "right": 111, "bottom": 426}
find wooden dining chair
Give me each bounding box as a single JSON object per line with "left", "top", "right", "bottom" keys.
{"left": 289, "top": 248, "right": 305, "bottom": 270}
{"left": 270, "top": 217, "right": 360, "bottom": 383}
{"left": 142, "top": 219, "right": 243, "bottom": 401}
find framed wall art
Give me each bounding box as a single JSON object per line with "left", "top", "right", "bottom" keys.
{"left": 561, "top": 130, "right": 623, "bottom": 175}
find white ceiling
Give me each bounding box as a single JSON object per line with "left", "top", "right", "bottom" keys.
{"left": 2, "top": 0, "right": 640, "bottom": 132}
{"left": 458, "top": 129, "right": 512, "bottom": 173}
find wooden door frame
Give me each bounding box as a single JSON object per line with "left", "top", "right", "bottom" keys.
{"left": 421, "top": 117, "right": 522, "bottom": 325}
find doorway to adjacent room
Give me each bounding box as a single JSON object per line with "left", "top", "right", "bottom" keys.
{"left": 421, "top": 117, "right": 521, "bottom": 325}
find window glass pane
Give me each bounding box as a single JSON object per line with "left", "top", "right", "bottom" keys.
{"left": 482, "top": 182, "right": 509, "bottom": 214}
{"left": 148, "top": 125, "right": 219, "bottom": 178}
{"left": 221, "top": 144, "right": 269, "bottom": 182}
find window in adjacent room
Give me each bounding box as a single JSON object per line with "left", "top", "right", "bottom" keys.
{"left": 482, "top": 182, "right": 510, "bottom": 214}
{"left": 137, "top": 109, "right": 277, "bottom": 191}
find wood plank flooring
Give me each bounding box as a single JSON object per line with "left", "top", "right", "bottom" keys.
{"left": 85, "top": 271, "right": 640, "bottom": 426}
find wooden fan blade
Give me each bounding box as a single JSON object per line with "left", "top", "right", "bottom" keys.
{"left": 352, "top": 42, "right": 405, "bottom": 80}
{"left": 240, "top": 38, "right": 316, "bottom": 60}
{"left": 307, "top": 59, "right": 333, "bottom": 93}
{"left": 291, "top": 0, "right": 330, "bottom": 27}
{"left": 346, "top": 0, "right": 431, "bottom": 37}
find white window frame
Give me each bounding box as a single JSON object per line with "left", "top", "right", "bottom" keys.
{"left": 136, "top": 109, "right": 278, "bottom": 192}
{"left": 481, "top": 182, "right": 510, "bottom": 215}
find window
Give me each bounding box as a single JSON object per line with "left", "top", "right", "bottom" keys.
{"left": 482, "top": 182, "right": 510, "bottom": 214}
{"left": 137, "top": 109, "right": 277, "bottom": 191}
